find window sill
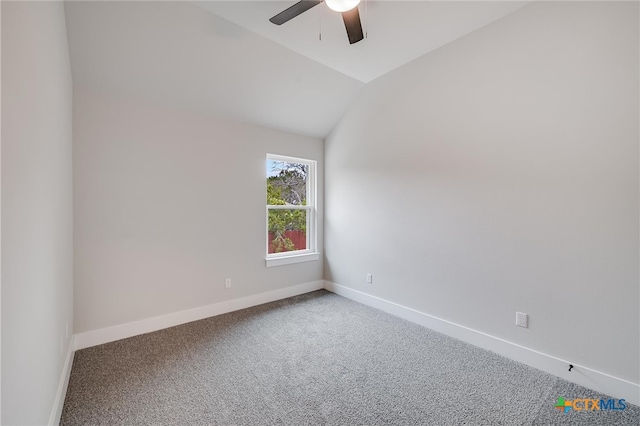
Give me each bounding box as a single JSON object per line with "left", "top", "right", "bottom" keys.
{"left": 265, "top": 252, "right": 320, "bottom": 267}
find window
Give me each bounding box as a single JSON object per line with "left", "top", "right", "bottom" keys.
{"left": 266, "top": 154, "right": 318, "bottom": 267}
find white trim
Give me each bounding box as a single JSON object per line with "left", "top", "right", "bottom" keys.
{"left": 266, "top": 154, "right": 317, "bottom": 261}
{"left": 323, "top": 281, "right": 640, "bottom": 406}
{"left": 266, "top": 153, "right": 313, "bottom": 164}
{"left": 49, "top": 336, "right": 75, "bottom": 426}
{"left": 73, "top": 281, "right": 324, "bottom": 351}
{"left": 266, "top": 252, "right": 320, "bottom": 267}
{"left": 266, "top": 205, "right": 310, "bottom": 210}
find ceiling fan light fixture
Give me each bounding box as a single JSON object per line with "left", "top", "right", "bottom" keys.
{"left": 325, "top": 0, "right": 361, "bottom": 13}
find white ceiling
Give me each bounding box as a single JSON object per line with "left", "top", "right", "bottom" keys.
{"left": 196, "top": 1, "right": 530, "bottom": 83}
{"left": 65, "top": 1, "right": 530, "bottom": 138}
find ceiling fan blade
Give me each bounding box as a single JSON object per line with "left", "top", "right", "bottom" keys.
{"left": 341, "top": 7, "right": 364, "bottom": 44}
{"left": 269, "top": 1, "right": 323, "bottom": 25}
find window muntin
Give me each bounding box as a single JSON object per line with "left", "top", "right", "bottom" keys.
{"left": 266, "top": 155, "right": 317, "bottom": 264}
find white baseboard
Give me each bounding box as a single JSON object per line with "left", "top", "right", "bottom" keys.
{"left": 49, "top": 336, "right": 75, "bottom": 426}
{"left": 73, "top": 281, "right": 324, "bottom": 351}
{"left": 323, "top": 281, "right": 640, "bottom": 406}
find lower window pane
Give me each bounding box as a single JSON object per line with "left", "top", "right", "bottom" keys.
{"left": 268, "top": 209, "right": 307, "bottom": 254}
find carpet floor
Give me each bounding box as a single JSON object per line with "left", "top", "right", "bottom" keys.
{"left": 61, "top": 290, "right": 639, "bottom": 425}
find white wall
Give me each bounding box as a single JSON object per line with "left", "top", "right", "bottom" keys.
{"left": 325, "top": 1, "right": 639, "bottom": 385}
{"left": 73, "top": 87, "right": 323, "bottom": 333}
{"left": 1, "top": 1, "right": 74, "bottom": 424}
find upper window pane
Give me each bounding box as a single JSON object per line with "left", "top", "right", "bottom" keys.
{"left": 266, "top": 160, "right": 308, "bottom": 206}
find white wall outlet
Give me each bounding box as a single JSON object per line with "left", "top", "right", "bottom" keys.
{"left": 516, "top": 312, "right": 528, "bottom": 328}
{"left": 225, "top": 278, "right": 232, "bottom": 288}
{"left": 366, "top": 274, "right": 373, "bottom": 284}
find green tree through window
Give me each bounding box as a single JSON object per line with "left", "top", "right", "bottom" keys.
{"left": 267, "top": 161, "right": 308, "bottom": 253}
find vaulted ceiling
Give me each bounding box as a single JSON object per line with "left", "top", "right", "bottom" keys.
{"left": 65, "top": 1, "right": 530, "bottom": 139}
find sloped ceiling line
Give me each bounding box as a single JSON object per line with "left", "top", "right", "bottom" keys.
{"left": 65, "top": 1, "right": 529, "bottom": 138}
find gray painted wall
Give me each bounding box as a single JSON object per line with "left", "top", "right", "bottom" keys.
{"left": 1, "top": 1, "right": 74, "bottom": 424}
{"left": 73, "top": 87, "right": 324, "bottom": 333}
{"left": 325, "top": 1, "right": 639, "bottom": 384}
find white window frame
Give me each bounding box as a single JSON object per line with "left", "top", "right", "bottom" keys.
{"left": 266, "top": 154, "right": 319, "bottom": 267}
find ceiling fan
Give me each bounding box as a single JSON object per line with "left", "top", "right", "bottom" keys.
{"left": 269, "top": 0, "right": 364, "bottom": 45}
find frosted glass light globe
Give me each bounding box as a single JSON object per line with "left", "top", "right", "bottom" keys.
{"left": 325, "top": 0, "right": 361, "bottom": 13}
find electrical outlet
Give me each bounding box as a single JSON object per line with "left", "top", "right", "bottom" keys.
{"left": 516, "top": 312, "right": 528, "bottom": 328}
{"left": 366, "top": 274, "right": 373, "bottom": 284}
{"left": 225, "top": 278, "right": 232, "bottom": 288}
